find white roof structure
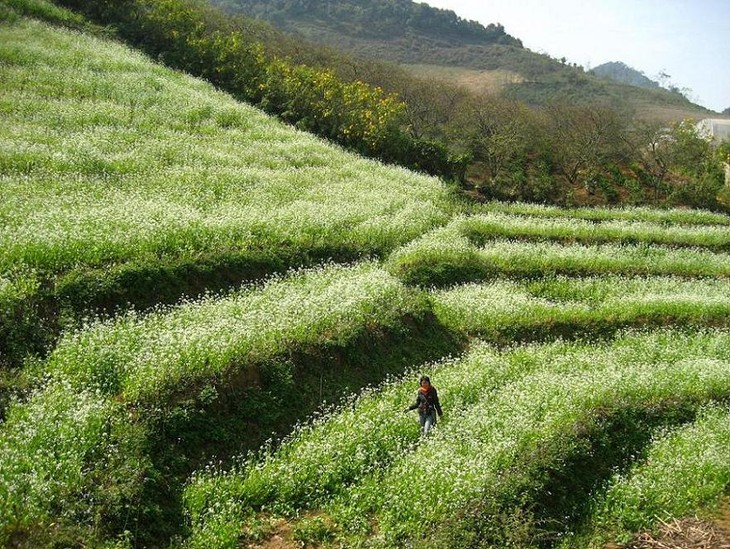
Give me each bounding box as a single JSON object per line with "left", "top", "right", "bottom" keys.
{"left": 696, "top": 118, "right": 730, "bottom": 145}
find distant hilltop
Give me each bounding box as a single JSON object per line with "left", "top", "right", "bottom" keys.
{"left": 590, "top": 61, "right": 660, "bottom": 89}
{"left": 212, "top": 0, "right": 523, "bottom": 47}
{"left": 212, "top": 0, "right": 709, "bottom": 119}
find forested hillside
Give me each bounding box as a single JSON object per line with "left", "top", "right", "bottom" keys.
{"left": 3, "top": 2, "right": 730, "bottom": 548}
{"left": 212, "top": 0, "right": 709, "bottom": 115}
{"left": 216, "top": 0, "right": 521, "bottom": 45}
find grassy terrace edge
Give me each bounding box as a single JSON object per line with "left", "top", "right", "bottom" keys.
{"left": 430, "top": 276, "right": 730, "bottom": 342}
{"left": 183, "top": 329, "right": 730, "bottom": 547}
{"left": 0, "top": 263, "right": 464, "bottom": 546}
{"left": 386, "top": 225, "right": 730, "bottom": 287}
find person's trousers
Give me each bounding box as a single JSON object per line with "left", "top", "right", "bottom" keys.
{"left": 419, "top": 411, "right": 436, "bottom": 435}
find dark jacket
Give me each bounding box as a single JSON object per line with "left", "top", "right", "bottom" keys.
{"left": 408, "top": 386, "right": 443, "bottom": 417}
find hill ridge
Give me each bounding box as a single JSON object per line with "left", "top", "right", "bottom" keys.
{"left": 591, "top": 60, "right": 661, "bottom": 90}
{"left": 212, "top": 0, "right": 710, "bottom": 116}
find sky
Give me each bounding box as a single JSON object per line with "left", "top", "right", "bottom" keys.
{"left": 422, "top": 0, "right": 730, "bottom": 113}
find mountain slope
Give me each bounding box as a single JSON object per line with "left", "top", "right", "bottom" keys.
{"left": 213, "top": 0, "right": 522, "bottom": 46}
{"left": 0, "top": 5, "right": 457, "bottom": 545}
{"left": 4, "top": 3, "right": 730, "bottom": 548}
{"left": 591, "top": 61, "right": 660, "bottom": 89}
{"left": 213, "top": 0, "right": 711, "bottom": 119}
{"left": 0, "top": 6, "right": 454, "bottom": 366}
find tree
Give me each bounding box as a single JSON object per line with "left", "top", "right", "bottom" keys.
{"left": 666, "top": 119, "right": 714, "bottom": 178}
{"left": 630, "top": 119, "right": 674, "bottom": 194}
{"left": 543, "top": 102, "right": 628, "bottom": 185}
{"left": 718, "top": 142, "right": 730, "bottom": 166}
{"left": 399, "top": 78, "right": 468, "bottom": 141}
{"left": 632, "top": 119, "right": 722, "bottom": 208}
{"left": 453, "top": 95, "right": 530, "bottom": 184}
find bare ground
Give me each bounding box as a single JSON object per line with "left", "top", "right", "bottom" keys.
{"left": 611, "top": 503, "right": 730, "bottom": 549}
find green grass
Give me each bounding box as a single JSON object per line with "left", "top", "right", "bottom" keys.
{"left": 565, "top": 404, "right": 730, "bottom": 547}
{"left": 183, "top": 345, "right": 513, "bottom": 535}
{"left": 0, "top": 15, "right": 451, "bottom": 305}
{"left": 0, "top": 18, "right": 450, "bottom": 278}
{"left": 359, "top": 333, "right": 729, "bottom": 546}
{"left": 0, "top": 14, "right": 453, "bottom": 364}
{"left": 387, "top": 224, "right": 730, "bottom": 286}
{"left": 0, "top": 272, "right": 43, "bottom": 366}
{"left": 44, "top": 262, "right": 425, "bottom": 404}
{"left": 477, "top": 201, "right": 730, "bottom": 226}
{"left": 0, "top": 380, "right": 145, "bottom": 548}
{"left": 460, "top": 212, "right": 730, "bottom": 250}
{"left": 0, "top": 0, "right": 87, "bottom": 28}
{"left": 0, "top": 262, "right": 436, "bottom": 544}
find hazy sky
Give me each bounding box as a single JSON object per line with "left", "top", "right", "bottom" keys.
{"left": 422, "top": 0, "right": 730, "bottom": 113}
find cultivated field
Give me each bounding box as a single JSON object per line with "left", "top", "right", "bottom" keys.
{"left": 2, "top": 4, "right": 730, "bottom": 548}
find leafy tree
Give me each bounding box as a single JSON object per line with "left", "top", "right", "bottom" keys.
{"left": 662, "top": 120, "right": 725, "bottom": 209}
{"left": 717, "top": 141, "right": 730, "bottom": 165}
{"left": 662, "top": 119, "right": 714, "bottom": 179}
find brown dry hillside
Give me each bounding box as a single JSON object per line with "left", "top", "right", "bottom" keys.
{"left": 403, "top": 63, "right": 526, "bottom": 95}
{"left": 406, "top": 64, "right": 709, "bottom": 123}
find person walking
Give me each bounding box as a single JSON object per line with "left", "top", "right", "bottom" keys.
{"left": 404, "top": 375, "right": 443, "bottom": 436}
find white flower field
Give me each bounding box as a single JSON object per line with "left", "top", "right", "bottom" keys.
{"left": 2, "top": 4, "right": 730, "bottom": 548}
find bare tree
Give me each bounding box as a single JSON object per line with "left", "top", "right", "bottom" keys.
{"left": 454, "top": 94, "right": 530, "bottom": 183}
{"left": 544, "top": 102, "right": 628, "bottom": 185}
{"left": 399, "top": 77, "right": 468, "bottom": 141}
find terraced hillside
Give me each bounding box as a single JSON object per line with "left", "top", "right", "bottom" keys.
{"left": 2, "top": 3, "right": 730, "bottom": 549}
{"left": 0, "top": 7, "right": 453, "bottom": 368}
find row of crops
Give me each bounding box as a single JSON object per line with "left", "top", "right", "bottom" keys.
{"left": 185, "top": 331, "right": 730, "bottom": 547}
{"left": 5, "top": 260, "right": 730, "bottom": 546}
{"left": 2, "top": 4, "right": 730, "bottom": 548}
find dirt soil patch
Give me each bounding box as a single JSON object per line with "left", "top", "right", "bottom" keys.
{"left": 244, "top": 518, "right": 299, "bottom": 549}
{"left": 620, "top": 504, "right": 730, "bottom": 548}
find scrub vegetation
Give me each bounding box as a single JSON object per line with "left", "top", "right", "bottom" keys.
{"left": 2, "top": 2, "right": 730, "bottom": 548}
